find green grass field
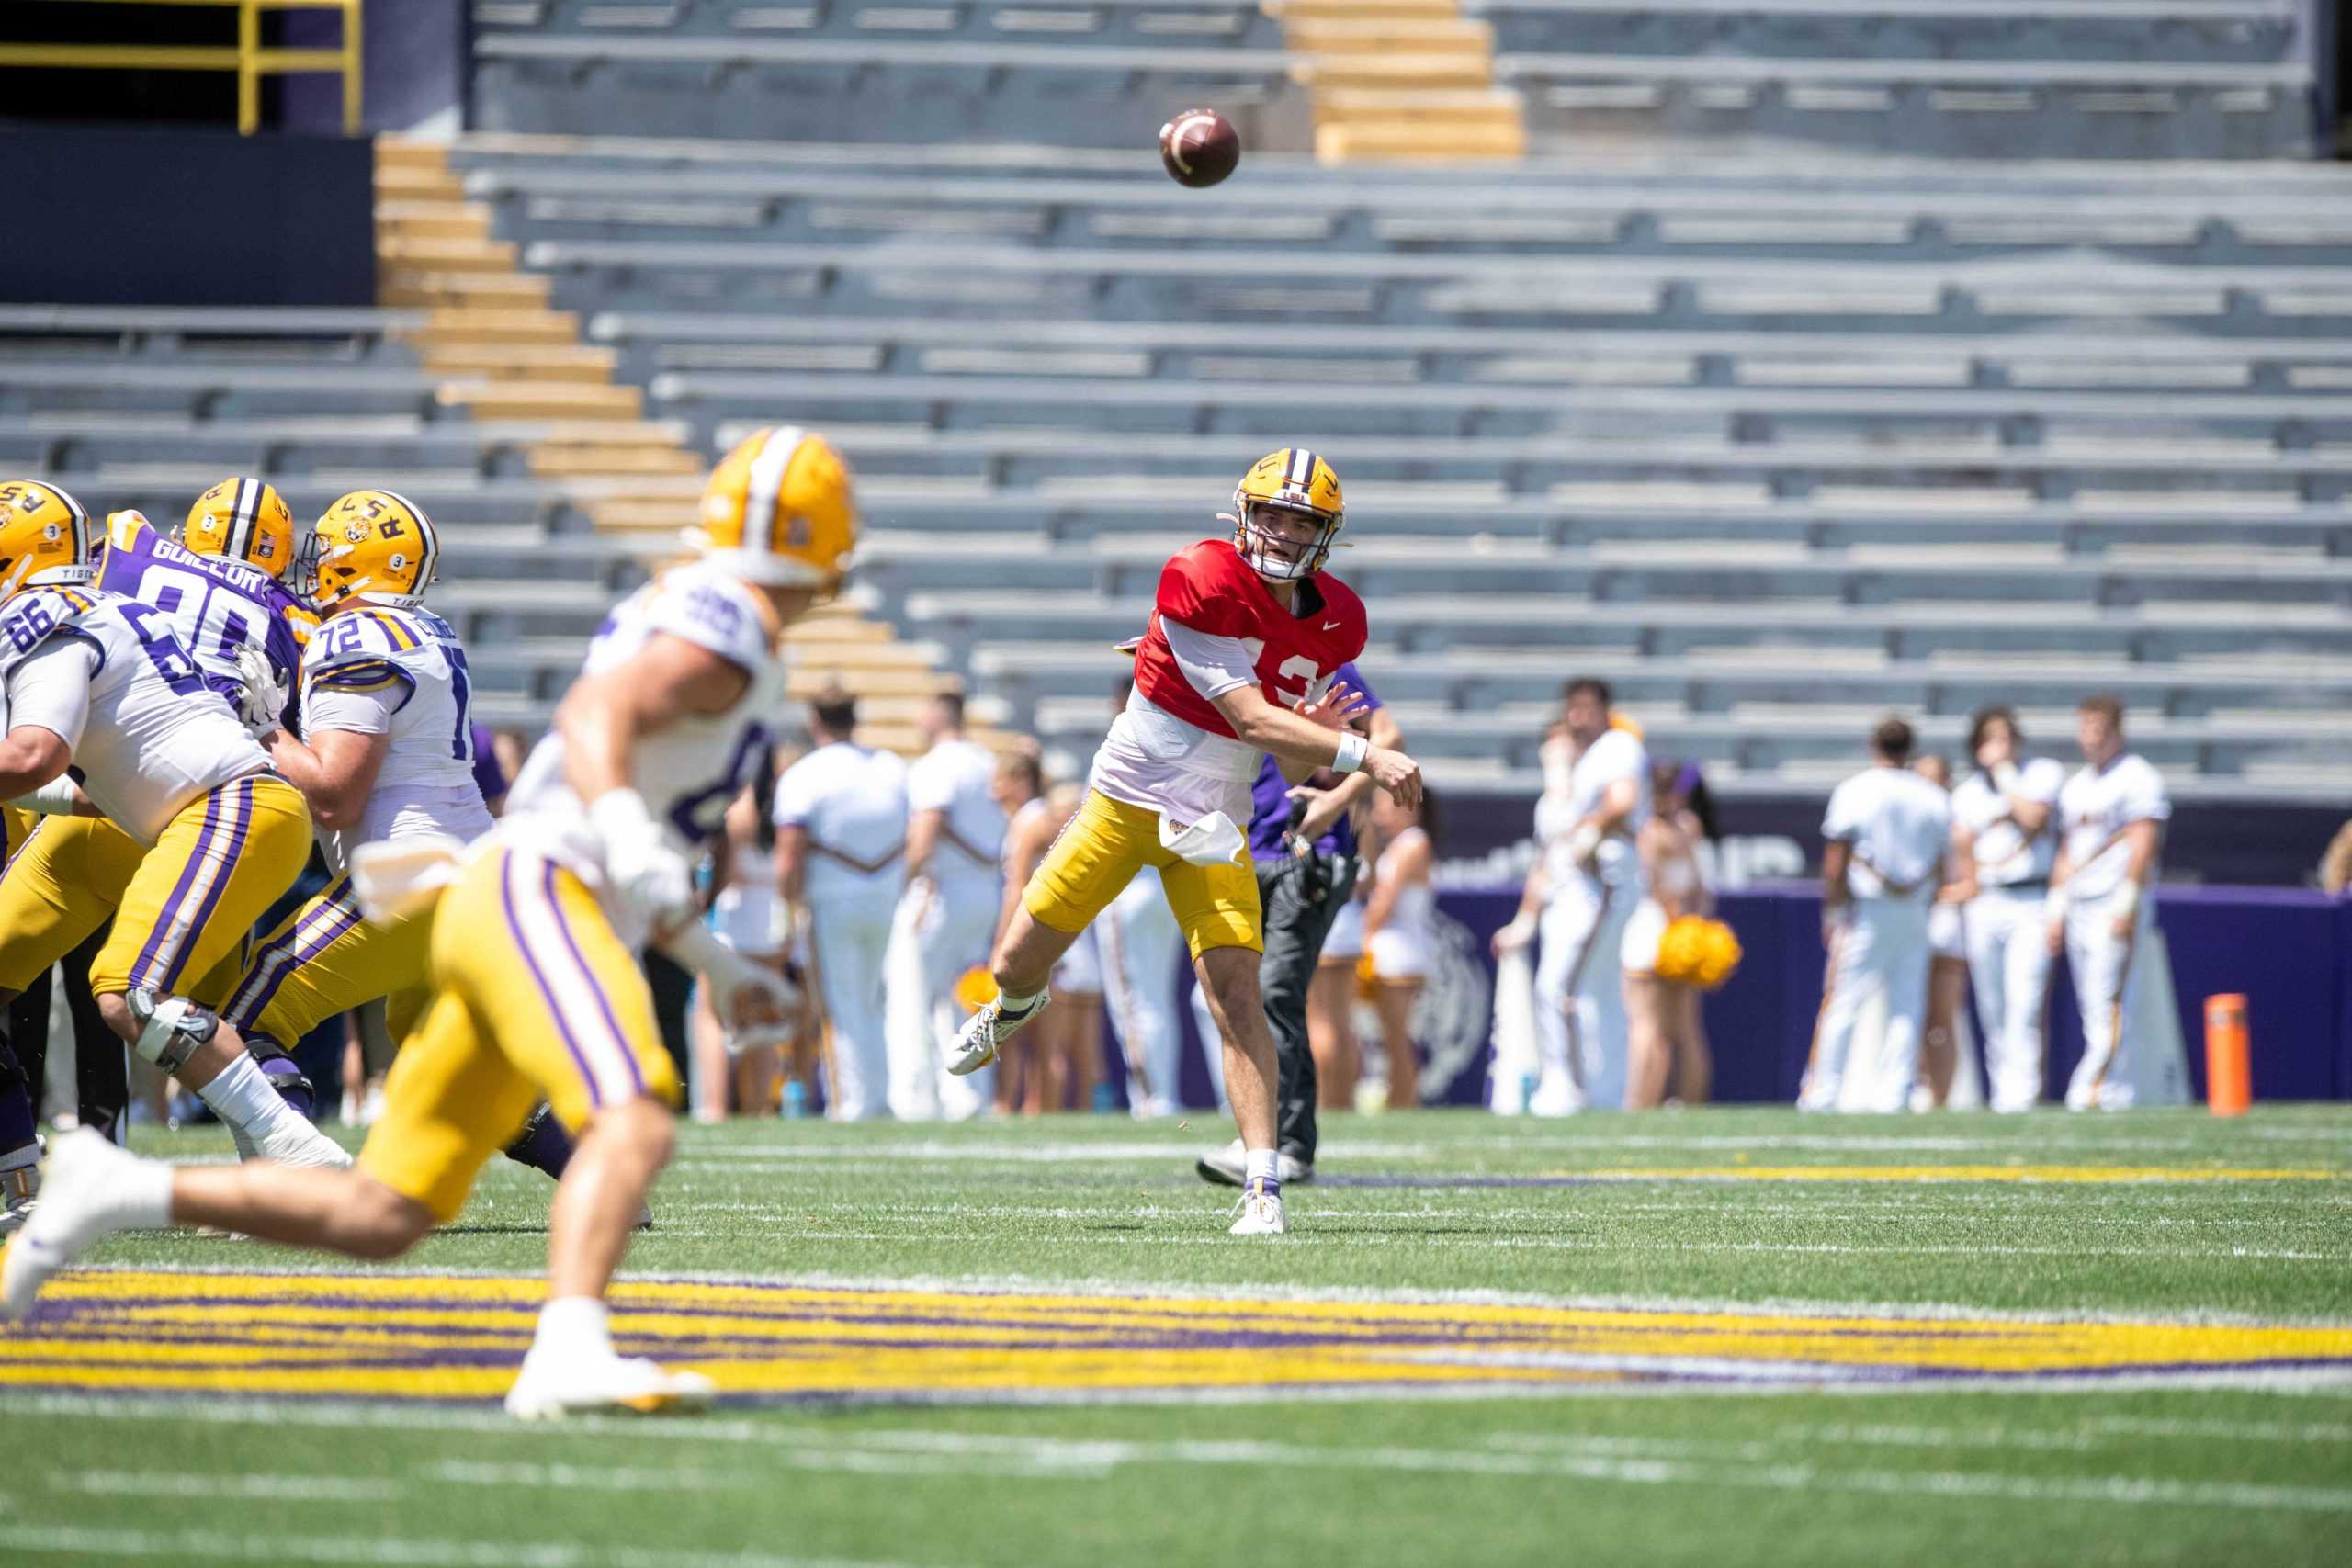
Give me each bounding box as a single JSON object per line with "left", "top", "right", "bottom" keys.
{"left": 5, "top": 1105, "right": 2349, "bottom": 1567}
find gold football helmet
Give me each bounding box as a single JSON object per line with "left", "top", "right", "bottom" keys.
{"left": 0, "top": 479, "right": 95, "bottom": 600}
{"left": 182, "top": 477, "right": 296, "bottom": 580}
{"left": 298, "top": 490, "right": 439, "bottom": 611}
{"left": 1226, "top": 447, "right": 1343, "bottom": 581}
{"left": 693, "top": 425, "right": 857, "bottom": 590}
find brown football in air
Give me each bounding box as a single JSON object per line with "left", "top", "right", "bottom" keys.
{"left": 1159, "top": 108, "right": 1240, "bottom": 188}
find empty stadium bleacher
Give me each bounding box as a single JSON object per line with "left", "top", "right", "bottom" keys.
{"left": 468, "top": 0, "right": 2325, "bottom": 160}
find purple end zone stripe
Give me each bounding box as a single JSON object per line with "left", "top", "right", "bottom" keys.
{"left": 540, "top": 860, "right": 646, "bottom": 1095}
{"left": 130, "top": 785, "right": 223, "bottom": 987}
{"left": 499, "top": 851, "right": 606, "bottom": 1108}
{"left": 158, "top": 778, "right": 255, "bottom": 991}
{"left": 224, "top": 874, "right": 362, "bottom": 1032}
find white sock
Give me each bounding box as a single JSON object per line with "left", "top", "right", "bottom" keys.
{"left": 117, "top": 1156, "right": 175, "bottom": 1229}
{"left": 999, "top": 985, "right": 1045, "bottom": 1011}
{"left": 197, "top": 1053, "right": 317, "bottom": 1147}
{"left": 533, "top": 1295, "right": 614, "bottom": 1357}
{"left": 1243, "top": 1147, "right": 1281, "bottom": 1200}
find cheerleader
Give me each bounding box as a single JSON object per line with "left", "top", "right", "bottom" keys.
{"left": 1622, "top": 761, "right": 1714, "bottom": 1108}
{"left": 1361, "top": 787, "right": 1437, "bottom": 1111}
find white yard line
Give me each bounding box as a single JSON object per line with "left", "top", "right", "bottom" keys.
{"left": 0, "top": 1526, "right": 951, "bottom": 1568}
{"left": 45, "top": 1470, "right": 401, "bottom": 1503}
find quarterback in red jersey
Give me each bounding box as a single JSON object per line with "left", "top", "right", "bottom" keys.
{"left": 948, "top": 447, "right": 1420, "bottom": 1235}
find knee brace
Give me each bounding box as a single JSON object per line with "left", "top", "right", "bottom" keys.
{"left": 125, "top": 990, "right": 220, "bottom": 1075}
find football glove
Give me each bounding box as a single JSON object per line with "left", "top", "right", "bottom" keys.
{"left": 231, "top": 644, "right": 288, "bottom": 735}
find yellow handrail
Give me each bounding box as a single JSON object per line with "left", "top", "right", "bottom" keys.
{"left": 0, "top": 0, "right": 362, "bottom": 134}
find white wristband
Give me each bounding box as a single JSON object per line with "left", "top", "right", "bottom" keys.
{"left": 1567, "top": 822, "right": 1602, "bottom": 863}
{"left": 1331, "top": 731, "right": 1368, "bottom": 774}
{"left": 2110, "top": 881, "right": 2141, "bottom": 919}
{"left": 11, "top": 774, "right": 81, "bottom": 816}
{"left": 2044, "top": 885, "right": 2071, "bottom": 923}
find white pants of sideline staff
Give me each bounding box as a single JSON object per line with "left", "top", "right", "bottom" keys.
{"left": 807, "top": 890, "right": 899, "bottom": 1122}
{"left": 1801, "top": 896, "right": 1930, "bottom": 1114}
{"left": 884, "top": 876, "right": 1000, "bottom": 1122}
{"left": 1964, "top": 885, "right": 2055, "bottom": 1113}
{"left": 1532, "top": 876, "right": 1634, "bottom": 1115}
{"left": 1101, "top": 866, "right": 1192, "bottom": 1118}
{"left": 2061, "top": 888, "right": 2191, "bottom": 1111}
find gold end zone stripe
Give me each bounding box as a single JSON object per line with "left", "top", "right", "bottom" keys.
{"left": 6, "top": 1271, "right": 2350, "bottom": 1404}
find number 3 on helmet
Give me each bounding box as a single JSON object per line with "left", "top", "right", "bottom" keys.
{"left": 182, "top": 477, "right": 297, "bottom": 581}
{"left": 694, "top": 425, "right": 858, "bottom": 590}
{"left": 1228, "top": 447, "right": 1344, "bottom": 582}
{"left": 296, "top": 490, "right": 439, "bottom": 611}
{"left": 0, "top": 479, "right": 96, "bottom": 601}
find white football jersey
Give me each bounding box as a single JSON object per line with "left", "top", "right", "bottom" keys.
{"left": 1541, "top": 727, "right": 1651, "bottom": 887}
{"left": 0, "top": 586, "right": 266, "bottom": 844}
{"left": 1951, "top": 758, "right": 2066, "bottom": 886}
{"left": 1822, "top": 764, "right": 1952, "bottom": 898}
{"left": 503, "top": 562, "right": 781, "bottom": 931}
{"left": 906, "top": 737, "right": 1005, "bottom": 898}
{"left": 300, "top": 604, "right": 492, "bottom": 871}
{"left": 2058, "top": 752, "right": 2170, "bottom": 902}
{"left": 775, "top": 740, "right": 909, "bottom": 907}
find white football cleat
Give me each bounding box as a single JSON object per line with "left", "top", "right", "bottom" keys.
{"left": 503, "top": 1348, "right": 717, "bottom": 1420}
{"left": 945, "top": 987, "right": 1050, "bottom": 1076}
{"left": 1227, "top": 1191, "right": 1288, "bottom": 1236}
{"left": 255, "top": 1118, "right": 352, "bottom": 1169}
{"left": 2, "top": 1129, "right": 142, "bottom": 1319}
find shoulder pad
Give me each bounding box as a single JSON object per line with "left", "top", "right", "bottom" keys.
{"left": 106, "top": 512, "right": 158, "bottom": 556}
{"left": 644, "top": 567, "right": 773, "bottom": 671}
{"left": 307, "top": 607, "right": 434, "bottom": 672}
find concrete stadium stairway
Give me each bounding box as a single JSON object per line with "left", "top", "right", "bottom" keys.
{"left": 1268, "top": 0, "right": 1527, "bottom": 162}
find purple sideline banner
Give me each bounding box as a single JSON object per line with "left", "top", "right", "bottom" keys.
{"left": 1144, "top": 885, "right": 2351, "bottom": 1110}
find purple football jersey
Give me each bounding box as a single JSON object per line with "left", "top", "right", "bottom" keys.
{"left": 96, "top": 513, "right": 311, "bottom": 714}
{"left": 1246, "top": 660, "right": 1382, "bottom": 862}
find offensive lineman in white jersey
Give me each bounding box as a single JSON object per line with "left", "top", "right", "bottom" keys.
{"left": 2046, "top": 694, "right": 2173, "bottom": 1111}
{"left": 1802, "top": 718, "right": 1952, "bottom": 1113}
{"left": 0, "top": 483, "right": 337, "bottom": 1175}
{"left": 886, "top": 692, "right": 1007, "bottom": 1120}
{"left": 9, "top": 428, "right": 844, "bottom": 1418}
{"left": 186, "top": 491, "right": 496, "bottom": 1151}
{"left": 1950, "top": 706, "right": 2066, "bottom": 1112}
{"left": 1501, "top": 679, "right": 1650, "bottom": 1116}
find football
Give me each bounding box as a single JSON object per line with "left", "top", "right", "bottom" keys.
{"left": 1159, "top": 107, "right": 1239, "bottom": 188}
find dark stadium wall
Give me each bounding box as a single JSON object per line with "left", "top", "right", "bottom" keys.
{"left": 0, "top": 127, "right": 372, "bottom": 307}
{"left": 1404, "top": 887, "right": 2351, "bottom": 1108}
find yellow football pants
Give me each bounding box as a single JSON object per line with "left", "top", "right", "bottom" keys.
{"left": 357, "top": 846, "right": 681, "bottom": 1224}
{"left": 189, "top": 872, "right": 435, "bottom": 1048}
{"left": 1023, "top": 788, "right": 1261, "bottom": 961}
{"left": 0, "top": 775, "right": 310, "bottom": 998}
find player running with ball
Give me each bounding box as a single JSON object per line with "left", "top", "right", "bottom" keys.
{"left": 947, "top": 449, "right": 1421, "bottom": 1235}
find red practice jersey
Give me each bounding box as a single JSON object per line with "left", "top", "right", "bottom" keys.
{"left": 1133, "top": 538, "right": 1369, "bottom": 738}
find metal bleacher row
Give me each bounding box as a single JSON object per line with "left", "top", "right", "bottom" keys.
{"left": 468, "top": 0, "right": 2324, "bottom": 159}
{"left": 15, "top": 109, "right": 2352, "bottom": 799}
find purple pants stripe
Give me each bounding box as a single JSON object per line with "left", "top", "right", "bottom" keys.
{"left": 499, "top": 851, "right": 607, "bottom": 1109}
{"left": 156, "top": 778, "right": 256, "bottom": 992}
{"left": 538, "top": 861, "right": 647, "bottom": 1096}
{"left": 223, "top": 874, "right": 363, "bottom": 1032}
{"left": 130, "top": 786, "right": 234, "bottom": 991}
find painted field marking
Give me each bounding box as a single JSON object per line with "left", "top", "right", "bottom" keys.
{"left": 6, "top": 1269, "right": 2351, "bottom": 1405}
